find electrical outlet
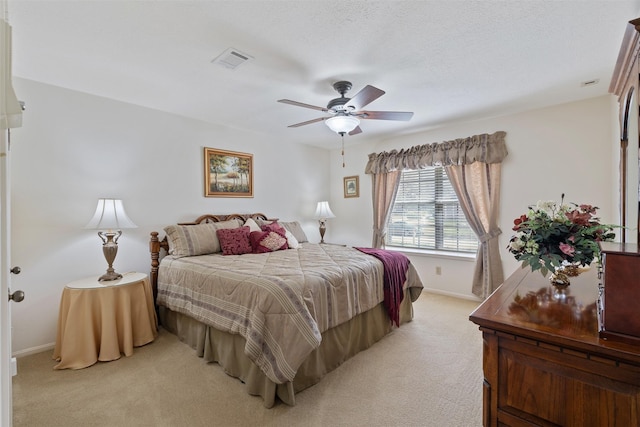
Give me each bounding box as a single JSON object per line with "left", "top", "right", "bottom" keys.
{"left": 435, "top": 266, "right": 442, "bottom": 275}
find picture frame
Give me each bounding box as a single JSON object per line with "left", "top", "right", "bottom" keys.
{"left": 204, "top": 147, "right": 254, "bottom": 197}
{"left": 343, "top": 175, "right": 359, "bottom": 198}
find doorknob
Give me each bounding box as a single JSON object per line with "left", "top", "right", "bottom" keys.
{"left": 9, "top": 266, "right": 24, "bottom": 302}
{"left": 9, "top": 290, "right": 25, "bottom": 303}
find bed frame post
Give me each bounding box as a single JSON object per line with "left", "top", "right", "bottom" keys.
{"left": 150, "top": 231, "right": 161, "bottom": 304}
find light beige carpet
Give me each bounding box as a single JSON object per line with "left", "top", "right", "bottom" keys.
{"left": 12, "top": 293, "right": 483, "bottom": 427}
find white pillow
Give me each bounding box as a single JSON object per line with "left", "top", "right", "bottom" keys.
{"left": 244, "top": 217, "right": 262, "bottom": 232}
{"left": 285, "top": 229, "right": 299, "bottom": 249}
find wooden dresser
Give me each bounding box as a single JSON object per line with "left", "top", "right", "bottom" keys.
{"left": 469, "top": 266, "right": 640, "bottom": 427}
{"left": 599, "top": 242, "right": 640, "bottom": 344}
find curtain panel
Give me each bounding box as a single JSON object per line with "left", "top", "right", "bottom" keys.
{"left": 370, "top": 171, "right": 401, "bottom": 248}
{"left": 364, "top": 131, "right": 507, "bottom": 174}
{"left": 366, "top": 131, "right": 507, "bottom": 298}
{"left": 446, "top": 163, "right": 504, "bottom": 298}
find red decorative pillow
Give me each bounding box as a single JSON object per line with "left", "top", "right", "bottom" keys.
{"left": 261, "top": 222, "right": 287, "bottom": 235}
{"left": 216, "top": 226, "right": 252, "bottom": 255}
{"left": 250, "top": 230, "right": 288, "bottom": 253}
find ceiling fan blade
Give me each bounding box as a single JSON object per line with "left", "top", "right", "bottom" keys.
{"left": 287, "top": 117, "right": 328, "bottom": 128}
{"left": 359, "top": 111, "right": 414, "bottom": 121}
{"left": 343, "top": 85, "right": 385, "bottom": 111}
{"left": 348, "top": 126, "right": 363, "bottom": 136}
{"left": 278, "top": 99, "right": 328, "bottom": 112}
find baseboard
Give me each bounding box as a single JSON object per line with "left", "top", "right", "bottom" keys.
{"left": 13, "top": 342, "right": 55, "bottom": 358}
{"left": 422, "top": 287, "right": 483, "bottom": 302}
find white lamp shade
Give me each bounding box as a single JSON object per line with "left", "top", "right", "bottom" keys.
{"left": 85, "top": 198, "right": 137, "bottom": 230}
{"left": 325, "top": 115, "right": 359, "bottom": 134}
{"left": 314, "top": 201, "right": 336, "bottom": 220}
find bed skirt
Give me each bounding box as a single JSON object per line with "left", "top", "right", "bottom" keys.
{"left": 159, "top": 290, "right": 417, "bottom": 408}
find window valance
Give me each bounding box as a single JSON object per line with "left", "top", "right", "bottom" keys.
{"left": 364, "top": 131, "right": 507, "bottom": 174}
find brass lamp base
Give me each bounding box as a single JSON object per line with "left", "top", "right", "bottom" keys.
{"left": 98, "top": 270, "right": 123, "bottom": 282}
{"left": 98, "top": 230, "right": 123, "bottom": 282}
{"left": 318, "top": 220, "right": 327, "bottom": 244}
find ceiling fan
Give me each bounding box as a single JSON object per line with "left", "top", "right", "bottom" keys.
{"left": 278, "top": 81, "right": 414, "bottom": 136}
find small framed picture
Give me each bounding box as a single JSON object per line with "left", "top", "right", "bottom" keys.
{"left": 204, "top": 147, "right": 254, "bottom": 197}
{"left": 343, "top": 175, "right": 359, "bottom": 198}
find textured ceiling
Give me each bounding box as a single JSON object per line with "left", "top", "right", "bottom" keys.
{"left": 6, "top": 0, "right": 640, "bottom": 148}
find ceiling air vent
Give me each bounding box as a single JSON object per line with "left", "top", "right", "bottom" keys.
{"left": 580, "top": 79, "right": 600, "bottom": 87}
{"left": 211, "top": 48, "right": 253, "bottom": 70}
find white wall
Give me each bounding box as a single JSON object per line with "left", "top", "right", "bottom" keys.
{"left": 329, "top": 95, "right": 618, "bottom": 300}
{"left": 9, "top": 78, "right": 331, "bottom": 355}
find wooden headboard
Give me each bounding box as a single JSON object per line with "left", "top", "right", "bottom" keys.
{"left": 149, "top": 213, "right": 269, "bottom": 303}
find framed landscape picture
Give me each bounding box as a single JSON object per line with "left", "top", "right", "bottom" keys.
{"left": 343, "top": 175, "right": 359, "bottom": 198}
{"left": 204, "top": 147, "right": 253, "bottom": 197}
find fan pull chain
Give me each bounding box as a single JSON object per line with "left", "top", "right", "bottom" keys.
{"left": 341, "top": 134, "right": 345, "bottom": 168}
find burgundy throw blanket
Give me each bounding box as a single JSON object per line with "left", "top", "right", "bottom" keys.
{"left": 355, "top": 247, "right": 410, "bottom": 327}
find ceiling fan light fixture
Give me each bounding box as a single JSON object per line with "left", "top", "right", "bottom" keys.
{"left": 325, "top": 115, "right": 360, "bottom": 134}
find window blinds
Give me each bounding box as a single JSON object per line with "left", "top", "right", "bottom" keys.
{"left": 386, "top": 167, "right": 478, "bottom": 253}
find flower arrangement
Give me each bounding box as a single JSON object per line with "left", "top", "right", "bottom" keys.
{"left": 507, "top": 194, "right": 616, "bottom": 276}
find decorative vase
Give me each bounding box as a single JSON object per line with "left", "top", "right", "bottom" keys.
{"left": 549, "top": 264, "right": 582, "bottom": 299}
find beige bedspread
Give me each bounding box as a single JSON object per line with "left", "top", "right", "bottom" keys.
{"left": 156, "top": 243, "right": 423, "bottom": 384}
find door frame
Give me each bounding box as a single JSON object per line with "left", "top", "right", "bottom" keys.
{"left": 1, "top": 126, "right": 13, "bottom": 426}
{"left": 1, "top": 9, "right": 21, "bottom": 425}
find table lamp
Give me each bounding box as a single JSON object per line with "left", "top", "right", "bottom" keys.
{"left": 314, "top": 201, "right": 335, "bottom": 244}
{"left": 85, "top": 198, "right": 137, "bottom": 281}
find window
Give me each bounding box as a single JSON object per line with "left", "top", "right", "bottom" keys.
{"left": 385, "top": 167, "right": 478, "bottom": 253}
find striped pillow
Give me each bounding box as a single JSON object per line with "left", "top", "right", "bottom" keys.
{"left": 164, "top": 219, "right": 241, "bottom": 257}
{"left": 280, "top": 221, "right": 308, "bottom": 243}
{"left": 164, "top": 223, "right": 219, "bottom": 257}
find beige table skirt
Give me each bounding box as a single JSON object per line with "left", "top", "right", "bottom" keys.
{"left": 53, "top": 273, "right": 158, "bottom": 369}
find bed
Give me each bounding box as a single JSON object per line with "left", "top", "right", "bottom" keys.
{"left": 149, "top": 213, "right": 424, "bottom": 407}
